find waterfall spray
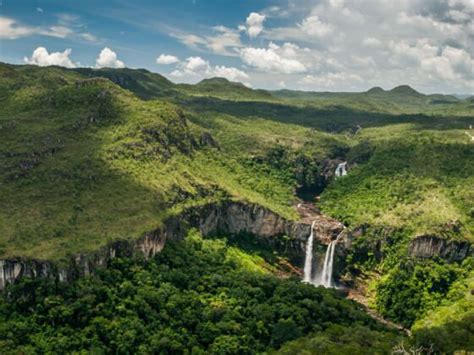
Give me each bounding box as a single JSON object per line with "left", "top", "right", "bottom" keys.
{"left": 303, "top": 221, "right": 316, "bottom": 283}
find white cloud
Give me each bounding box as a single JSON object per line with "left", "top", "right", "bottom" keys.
{"left": 249, "top": 0, "right": 473, "bottom": 92}
{"left": 329, "top": 0, "right": 345, "bottom": 9}
{"left": 0, "top": 16, "right": 34, "bottom": 39}
{"left": 420, "top": 46, "right": 474, "bottom": 81}
{"left": 156, "top": 54, "right": 179, "bottom": 65}
{"left": 0, "top": 15, "right": 98, "bottom": 43}
{"left": 213, "top": 65, "right": 249, "bottom": 81}
{"left": 240, "top": 42, "right": 307, "bottom": 74}
{"left": 174, "top": 34, "right": 207, "bottom": 49}
{"left": 172, "top": 27, "right": 242, "bottom": 56}
{"left": 205, "top": 26, "right": 242, "bottom": 56}
{"left": 40, "top": 26, "right": 73, "bottom": 38}
{"left": 387, "top": 39, "right": 474, "bottom": 86}
{"left": 362, "top": 37, "right": 382, "bottom": 48}
{"left": 95, "top": 47, "right": 125, "bottom": 68}
{"left": 298, "top": 15, "right": 333, "bottom": 37}
{"left": 183, "top": 56, "right": 209, "bottom": 72}
{"left": 246, "top": 12, "right": 266, "bottom": 38}
{"left": 79, "top": 33, "right": 98, "bottom": 42}
{"left": 170, "top": 56, "right": 248, "bottom": 83}
{"left": 300, "top": 72, "right": 363, "bottom": 89}
{"left": 24, "top": 47, "right": 77, "bottom": 68}
{"left": 170, "top": 69, "right": 184, "bottom": 78}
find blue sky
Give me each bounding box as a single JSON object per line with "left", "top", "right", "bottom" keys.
{"left": 1, "top": 0, "right": 473, "bottom": 93}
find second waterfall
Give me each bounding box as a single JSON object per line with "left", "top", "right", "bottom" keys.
{"left": 303, "top": 221, "right": 339, "bottom": 288}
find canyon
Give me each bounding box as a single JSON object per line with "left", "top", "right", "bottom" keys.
{"left": 1, "top": 200, "right": 471, "bottom": 291}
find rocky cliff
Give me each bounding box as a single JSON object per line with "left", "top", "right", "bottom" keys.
{"left": 0, "top": 201, "right": 345, "bottom": 290}
{"left": 409, "top": 235, "right": 472, "bottom": 262}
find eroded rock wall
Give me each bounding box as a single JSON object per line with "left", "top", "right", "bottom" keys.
{"left": 0, "top": 201, "right": 344, "bottom": 290}
{"left": 409, "top": 235, "right": 472, "bottom": 262}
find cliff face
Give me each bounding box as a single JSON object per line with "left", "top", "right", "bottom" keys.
{"left": 409, "top": 235, "right": 472, "bottom": 262}
{"left": 0, "top": 201, "right": 344, "bottom": 290}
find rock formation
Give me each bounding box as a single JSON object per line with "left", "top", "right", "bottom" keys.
{"left": 0, "top": 201, "right": 345, "bottom": 290}
{"left": 409, "top": 235, "right": 472, "bottom": 262}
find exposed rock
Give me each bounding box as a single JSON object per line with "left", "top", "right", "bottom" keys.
{"left": 199, "top": 132, "right": 219, "bottom": 148}
{"left": 0, "top": 201, "right": 344, "bottom": 290}
{"left": 409, "top": 235, "right": 472, "bottom": 262}
{"left": 320, "top": 158, "right": 349, "bottom": 182}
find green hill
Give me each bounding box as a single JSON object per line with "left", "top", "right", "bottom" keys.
{"left": 177, "top": 77, "right": 274, "bottom": 101}
{"left": 73, "top": 67, "right": 177, "bottom": 99}
{"left": 272, "top": 84, "right": 467, "bottom": 115}
{"left": 1, "top": 62, "right": 472, "bottom": 254}
{"left": 0, "top": 62, "right": 473, "bottom": 352}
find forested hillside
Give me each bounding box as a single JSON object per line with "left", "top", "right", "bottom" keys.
{"left": 1, "top": 62, "right": 473, "bottom": 353}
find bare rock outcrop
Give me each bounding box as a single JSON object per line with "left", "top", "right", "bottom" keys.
{"left": 409, "top": 235, "right": 472, "bottom": 262}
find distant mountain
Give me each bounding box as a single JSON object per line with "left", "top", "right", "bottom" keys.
{"left": 366, "top": 86, "right": 385, "bottom": 94}
{"left": 177, "top": 77, "right": 273, "bottom": 100}
{"left": 452, "top": 94, "right": 473, "bottom": 100}
{"left": 272, "top": 84, "right": 466, "bottom": 113}
{"left": 388, "top": 85, "right": 422, "bottom": 96}
{"left": 197, "top": 77, "right": 244, "bottom": 87}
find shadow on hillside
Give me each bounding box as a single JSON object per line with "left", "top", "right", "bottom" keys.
{"left": 413, "top": 313, "right": 474, "bottom": 353}
{"left": 178, "top": 97, "right": 474, "bottom": 133}
{"left": 0, "top": 84, "right": 173, "bottom": 259}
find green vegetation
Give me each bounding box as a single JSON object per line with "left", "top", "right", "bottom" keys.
{"left": 0, "top": 231, "right": 393, "bottom": 353}
{"left": 273, "top": 85, "right": 473, "bottom": 116}
{"left": 412, "top": 272, "right": 474, "bottom": 353}
{"left": 178, "top": 77, "right": 274, "bottom": 101}
{"left": 275, "top": 324, "right": 401, "bottom": 355}
{"left": 1, "top": 62, "right": 473, "bottom": 352}
{"left": 320, "top": 131, "right": 474, "bottom": 239}
{"left": 375, "top": 257, "right": 473, "bottom": 327}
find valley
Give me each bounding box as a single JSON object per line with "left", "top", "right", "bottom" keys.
{"left": 0, "top": 62, "right": 473, "bottom": 353}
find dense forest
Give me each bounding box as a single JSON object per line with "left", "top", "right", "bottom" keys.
{"left": 0, "top": 231, "right": 402, "bottom": 353}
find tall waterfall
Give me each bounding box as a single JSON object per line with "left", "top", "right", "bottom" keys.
{"left": 317, "top": 240, "right": 337, "bottom": 287}
{"left": 303, "top": 222, "right": 343, "bottom": 288}
{"left": 303, "top": 221, "right": 316, "bottom": 283}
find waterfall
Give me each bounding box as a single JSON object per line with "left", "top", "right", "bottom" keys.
{"left": 303, "top": 221, "right": 343, "bottom": 288}
{"left": 335, "top": 162, "right": 347, "bottom": 178}
{"left": 318, "top": 241, "right": 337, "bottom": 287}
{"left": 314, "top": 231, "right": 343, "bottom": 288}
{"left": 303, "top": 221, "right": 316, "bottom": 283}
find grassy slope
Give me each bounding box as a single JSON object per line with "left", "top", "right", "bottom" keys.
{"left": 1, "top": 62, "right": 473, "bottom": 260}
{"left": 0, "top": 64, "right": 332, "bottom": 260}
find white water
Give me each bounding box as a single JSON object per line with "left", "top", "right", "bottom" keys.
{"left": 335, "top": 162, "right": 347, "bottom": 178}
{"left": 303, "top": 221, "right": 316, "bottom": 283}
{"left": 302, "top": 220, "right": 344, "bottom": 288}
{"left": 316, "top": 240, "right": 337, "bottom": 287}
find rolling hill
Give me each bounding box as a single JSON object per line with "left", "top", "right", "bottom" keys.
{"left": 0, "top": 62, "right": 473, "bottom": 352}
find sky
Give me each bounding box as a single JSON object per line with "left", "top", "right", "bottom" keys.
{"left": 0, "top": 0, "right": 473, "bottom": 94}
